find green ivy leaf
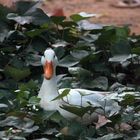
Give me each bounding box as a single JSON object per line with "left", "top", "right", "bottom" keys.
{"left": 90, "top": 133, "right": 123, "bottom": 140}
{"left": 84, "top": 76, "right": 108, "bottom": 90}
{"left": 70, "top": 12, "right": 98, "bottom": 22}
{"left": 109, "top": 54, "right": 137, "bottom": 63}
{"left": 52, "top": 89, "right": 70, "bottom": 101}
{"left": 78, "top": 20, "right": 103, "bottom": 30}
{"left": 111, "top": 39, "right": 131, "bottom": 55}
{"left": 51, "top": 16, "right": 66, "bottom": 24}
{"left": 59, "top": 55, "right": 79, "bottom": 67}
{"left": 26, "top": 29, "right": 45, "bottom": 38}
{"left": 68, "top": 67, "right": 91, "bottom": 80}
{"left": 70, "top": 49, "right": 89, "bottom": 59}
{"left": 61, "top": 104, "right": 97, "bottom": 117}
{"left": 132, "top": 47, "right": 140, "bottom": 55}
{"left": 4, "top": 66, "right": 31, "bottom": 81}
{"left": 28, "top": 96, "right": 40, "bottom": 105}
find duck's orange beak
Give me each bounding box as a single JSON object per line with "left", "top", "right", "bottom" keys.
{"left": 44, "top": 61, "right": 53, "bottom": 80}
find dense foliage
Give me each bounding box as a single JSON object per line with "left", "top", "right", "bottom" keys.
{"left": 0, "top": 1, "right": 140, "bottom": 140}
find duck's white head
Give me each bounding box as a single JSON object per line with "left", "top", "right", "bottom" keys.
{"left": 41, "top": 48, "right": 58, "bottom": 80}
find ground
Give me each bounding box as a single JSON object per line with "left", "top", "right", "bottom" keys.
{"left": 42, "top": 0, "right": 140, "bottom": 34}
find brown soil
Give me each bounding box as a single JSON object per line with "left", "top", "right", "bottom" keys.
{"left": 42, "top": 0, "right": 140, "bottom": 34}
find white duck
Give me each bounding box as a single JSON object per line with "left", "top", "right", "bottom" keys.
{"left": 38, "top": 48, "right": 120, "bottom": 123}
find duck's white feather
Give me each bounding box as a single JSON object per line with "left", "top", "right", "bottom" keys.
{"left": 38, "top": 49, "right": 120, "bottom": 123}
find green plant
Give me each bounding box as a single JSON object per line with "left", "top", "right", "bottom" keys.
{"left": 0, "top": 1, "right": 140, "bottom": 139}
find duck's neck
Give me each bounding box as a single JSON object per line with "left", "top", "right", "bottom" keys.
{"left": 39, "top": 74, "right": 58, "bottom": 101}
